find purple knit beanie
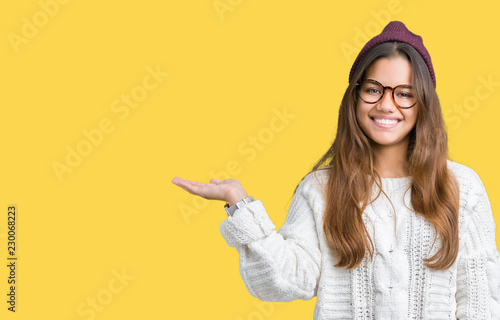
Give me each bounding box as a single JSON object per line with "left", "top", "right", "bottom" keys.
{"left": 348, "top": 21, "right": 436, "bottom": 88}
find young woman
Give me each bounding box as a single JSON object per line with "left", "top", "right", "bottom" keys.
{"left": 172, "top": 21, "right": 500, "bottom": 319}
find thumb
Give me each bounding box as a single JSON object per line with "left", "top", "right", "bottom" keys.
{"left": 209, "top": 179, "right": 222, "bottom": 184}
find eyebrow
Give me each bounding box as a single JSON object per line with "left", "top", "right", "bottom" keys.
{"left": 364, "top": 78, "right": 414, "bottom": 87}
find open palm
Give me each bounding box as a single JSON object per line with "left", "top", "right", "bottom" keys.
{"left": 171, "top": 177, "right": 248, "bottom": 204}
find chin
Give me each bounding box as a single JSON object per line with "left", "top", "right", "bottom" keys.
{"left": 368, "top": 136, "right": 409, "bottom": 148}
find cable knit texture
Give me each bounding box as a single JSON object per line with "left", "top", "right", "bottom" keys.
{"left": 219, "top": 160, "right": 500, "bottom": 319}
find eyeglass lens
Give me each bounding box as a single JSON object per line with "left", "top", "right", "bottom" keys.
{"left": 358, "top": 81, "right": 416, "bottom": 108}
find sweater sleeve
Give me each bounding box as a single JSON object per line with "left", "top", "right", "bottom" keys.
{"left": 454, "top": 166, "right": 500, "bottom": 319}
{"left": 219, "top": 171, "right": 324, "bottom": 302}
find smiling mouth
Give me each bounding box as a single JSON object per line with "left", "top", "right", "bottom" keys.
{"left": 372, "top": 118, "right": 400, "bottom": 125}
{"left": 370, "top": 117, "right": 401, "bottom": 128}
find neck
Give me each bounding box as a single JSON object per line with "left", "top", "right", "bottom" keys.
{"left": 372, "top": 142, "right": 409, "bottom": 178}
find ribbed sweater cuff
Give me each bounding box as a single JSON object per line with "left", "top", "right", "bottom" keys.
{"left": 219, "top": 200, "right": 276, "bottom": 247}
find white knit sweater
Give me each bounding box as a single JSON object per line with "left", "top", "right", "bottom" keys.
{"left": 219, "top": 160, "right": 500, "bottom": 319}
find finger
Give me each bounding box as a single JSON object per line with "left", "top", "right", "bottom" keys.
{"left": 172, "top": 177, "right": 206, "bottom": 188}
{"left": 171, "top": 177, "right": 182, "bottom": 185}
{"left": 176, "top": 182, "right": 203, "bottom": 196}
{"left": 172, "top": 178, "right": 198, "bottom": 192}
{"left": 174, "top": 179, "right": 220, "bottom": 199}
{"left": 172, "top": 177, "right": 225, "bottom": 200}
{"left": 210, "top": 179, "right": 222, "bottom": 184}
{"left": 175, "top": 179, "right": 203, "bottom": 191}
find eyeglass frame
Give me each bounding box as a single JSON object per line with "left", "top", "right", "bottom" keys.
{"left": 355, "top": 79, "right": 417, "bottom": 109}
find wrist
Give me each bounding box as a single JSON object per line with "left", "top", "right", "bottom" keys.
{"left": 224, "top": 195, "right": 255, "bottom": 217}
{"left": 227, "top": 189, "right": 249, "bottom": 206}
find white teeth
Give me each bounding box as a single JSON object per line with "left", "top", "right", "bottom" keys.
{"left": 374, "top": 118, "right": 398, "bottom": 125}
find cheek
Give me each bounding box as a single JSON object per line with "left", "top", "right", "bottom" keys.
{"left": 355, "top": 103, "right": 371, "bottom": 135}
{"left": 355, "top": 102, "right": 367, "bottom": 122}
{"left": 408, "top": 108, "right": 418, "bottom": 127}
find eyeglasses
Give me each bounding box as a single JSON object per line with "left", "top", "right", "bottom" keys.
{"left": 356, "top": 79, "right": 417, "bottom": 109}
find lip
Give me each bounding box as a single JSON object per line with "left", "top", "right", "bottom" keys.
{"left": 371, "top": 115, "right": 402, "bottom": 121}
{"left": 370, "top": 116, "right": 401, "bottom": 128}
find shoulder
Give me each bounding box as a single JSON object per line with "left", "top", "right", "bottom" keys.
{"left": 295, "top": 166, "right": 330, "bottom": 204}
{"left": 447, "top": 159, "right": 484, "bottom": 187}
{"left": 447, "top": 160, "right": 496, "bottom": 237}
{"left": 446, "top": 159, "right": 487, "bottom": 209}
{"left": 447, "top": 162, "right": 499, "bottom": 259}
{"left": 301, "top": 167, "right": 330, "bottom": 191}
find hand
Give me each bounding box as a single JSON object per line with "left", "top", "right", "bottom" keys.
{"left": 171, "top": 177, "right": 249, "bottom": 206}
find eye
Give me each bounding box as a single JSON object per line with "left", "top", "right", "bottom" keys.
{"left": 395, "top": 88, "right": 414, "bottom": 99}
{"left": 361, "top": 84, "right": 382, "bottom": 95}
{"left": 366, "top": 88, "right": 381, "bottom": 94}
{"left": 397, "top": 92, "right": 412, "bottom": 98}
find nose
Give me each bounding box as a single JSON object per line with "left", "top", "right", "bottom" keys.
{"left": 376, "top": 88, "right": 398, "bottom": 112}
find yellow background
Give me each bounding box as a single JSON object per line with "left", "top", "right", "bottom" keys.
{"left": 1, "top": 0, "right": 499, "bottom": 319}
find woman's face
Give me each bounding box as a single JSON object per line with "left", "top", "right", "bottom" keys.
{"left": 356, "top": 56, "right": 418, "bottom": 150}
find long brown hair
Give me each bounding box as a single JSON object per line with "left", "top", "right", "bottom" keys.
{"left": 294, "top": 42, "right": 459, "bottom": 270}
